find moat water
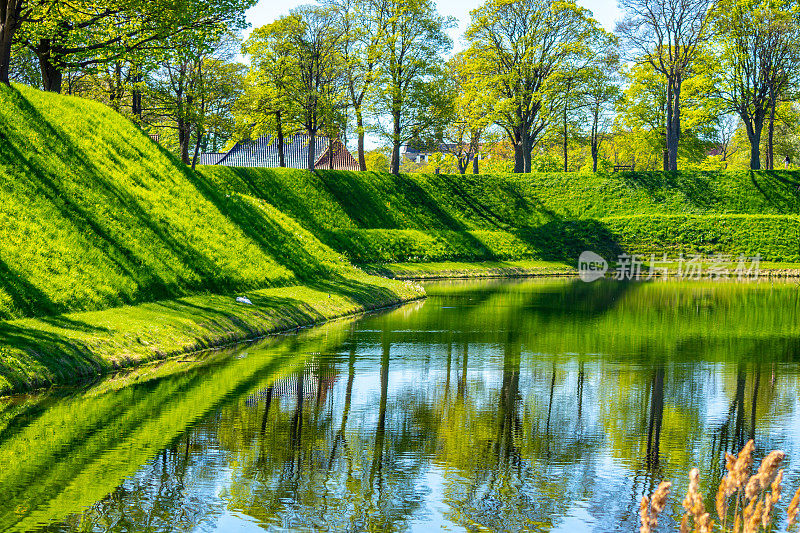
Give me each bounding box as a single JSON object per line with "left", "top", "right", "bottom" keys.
{"left": 2, "top": 278, "right": 800, "bottom": 532}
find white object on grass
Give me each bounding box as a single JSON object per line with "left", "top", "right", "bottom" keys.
{"left": 236, "top": 296, "right": 253, "bottom": 305}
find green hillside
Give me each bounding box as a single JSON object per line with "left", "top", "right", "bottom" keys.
{"left": 0, "top": 84, "right": 419, "bottom": 321}
{"left": 199, "top": 167, "right": 800, "bottom": 263}
{"left": 0, "top": 85, "right": 422, "bottom": 393}
{"left": 2, "top": 81, "right": 798, "bottom": 392}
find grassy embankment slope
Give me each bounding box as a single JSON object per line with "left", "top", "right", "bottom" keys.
{"left": 198, "top": 167, "right": 800, "bottom": 276}
{"left": 0, "top": 85, "right": 422, "bottom": 394}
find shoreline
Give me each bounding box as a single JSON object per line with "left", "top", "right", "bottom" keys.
{"left": 0, "top": 278, "right": 424, "bottom": 396}
{"left": 362, "top": 260, "right": 578, "bottom": 280}
{"left": 5, "top": 259, "right": 800, "bottom": 396}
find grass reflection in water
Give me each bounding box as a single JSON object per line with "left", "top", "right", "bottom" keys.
{"left": 3, "top": 278, "right": 800, "bottom": 532}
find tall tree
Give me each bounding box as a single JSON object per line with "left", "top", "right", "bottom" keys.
{"left": 149, "top": 34, "right": 243, "bottom": 165}
{"left": 713, "top": 0, "right": 800, "bottom": 169}
{"left": 616, "top": 60, "right": 716, "bottom": 169}
{"left": 467, "top": 0, "right": 599, "bottom": 173}
{"left": 440, "top": 51, "right": 494, "bottom": 174}
{"left": 375, "top": 0, "right": 452, "bottom": 175}
{"left": 582, "top": 50, "right": 621, "bottom": 172}
{"left": 244, "top": 6, "right": 345, "bottom": 170}
{"left": 0, "top": 0, "right": 51, "bottom": 84}
{"left": 546, "top": 27, "right": 615, "bottom": 172}
{"left": 11, "top": 0, "right": 253, "bottom": 93}
{"left": 328, "top": 0, "right": 387, "bottom": 171}
{"left": 617, "top": 0, "right": 715, "bottom": 171}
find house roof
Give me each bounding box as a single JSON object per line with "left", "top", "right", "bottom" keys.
{"left": 211, "top": 133, "right": 358, "bottom": 170}
{"left": 196, "top": 152, "right": 225, "bottom": 166}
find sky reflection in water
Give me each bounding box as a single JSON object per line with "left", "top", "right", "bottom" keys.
{"left": 2, "top": 278, "right": 800, "bottom": 532}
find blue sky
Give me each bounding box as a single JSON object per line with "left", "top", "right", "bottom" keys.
{"left": 244, "top": 0, "right": 622, "bottom": 44}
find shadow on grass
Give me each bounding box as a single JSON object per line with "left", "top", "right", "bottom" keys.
{"left": 0, "top": 272, "right": 409, "bottom": 394}
{"left": 0, "top": 86, "right": 259, "bottom": 318}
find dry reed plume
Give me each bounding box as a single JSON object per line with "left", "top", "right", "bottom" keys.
{"left": 637, "top": 440, "right": 799, "bottom": 532}
{"left": 641, "top": 481, "right": 672, "bottom": 533}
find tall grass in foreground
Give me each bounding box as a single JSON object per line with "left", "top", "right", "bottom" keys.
{"left": 639, "top": 440, "right": 800, "bottom": 532}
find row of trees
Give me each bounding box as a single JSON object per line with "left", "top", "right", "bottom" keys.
{"left": 1, "top": 0, "right": 254, "bottom": 166}
{"left": 245, "top": 0, "right": 800, "bottom": 174}
{"left": 4, "top": 0, "right": 800, "bottom": 174}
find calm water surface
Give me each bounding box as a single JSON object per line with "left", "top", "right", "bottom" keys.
{"left": 2, "top": 278, "right": 800, "bottom": 532}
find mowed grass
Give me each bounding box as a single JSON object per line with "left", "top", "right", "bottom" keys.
{"left": 199, "top": 166, "right": 800, "bottom": 264}
{"left": 363, "top": 260, "right": 576, "bottom": 279}
{"left": 0, "top": 84, "right": 395, "bottom": 321}
{"left": 0, "top": 85, "right": 425, "bottom": 392}
{"left": 0, "top": 272, "right": 423, "bottom": 394}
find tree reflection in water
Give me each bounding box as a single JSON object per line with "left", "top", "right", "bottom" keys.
{"left": 5, "top": 279, "right": 800, "bottom": 532}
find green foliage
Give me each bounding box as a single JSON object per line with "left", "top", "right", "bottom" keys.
{"left": 241, "top": 5, "right": 347, "bottom": 157}
{"left": 364, "top": 149, "right": 391, "bottom": 173}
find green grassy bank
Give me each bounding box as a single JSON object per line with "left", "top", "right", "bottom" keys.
{"left": 0, "top": 84, "right": 422, "bottom": 393}
{"left": 4, "top": 81, "right": 800, "bottom": 392}
{"left": 198, "top": 166, "right": 800, "bottom": 264}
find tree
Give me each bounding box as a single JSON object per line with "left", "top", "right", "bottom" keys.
{"left": 617, "top": 0, "right": 715, "bottom": 171}
{"left": 582, "top": 50, "right": 622, "bottom": 172}
{"left": 467, "top": 0, "right": 600, "bottom": 173}
{"left": 374, "top": 0, "right": 452, "bottom": 175}
{"left": 327, "top": 0, "right": 387, "bottom": 170}
{"left": 713, "top": 0, "right": 800, "bottom": 169}
{"left": 244, "top": 6, "right": 346, "bottom": 170}
{"left": 8, "top": 0, "right": 253, "bottom": 93}
{"left": 7, "top": 40, "right": 40, "bottom": 86}
{"left": 238, "top": 24, "right": 300, "bottom": 168}
{"left": 0, "top": 0, "right": 51, "bottom": 84}
{"left": 440, "top": 51, "right": 494, "bottom": 174}
{"left": 615, "top": 61, "right": 716, "bottom": 169}
{"left": 148, "top": 34, "right": 243, "bottom": 165}
{"left": 545, "top": 27, "right": 615, "bottom": 172}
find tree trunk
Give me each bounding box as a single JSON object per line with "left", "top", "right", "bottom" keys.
{"left": 131, "top": 88, "right": 142, "bottom": 119}
{"left": 390, "top": 107, "right": 401, "bottom": 175}
{"left": 667, "top": 77, "right": 681, "bottom": 171}
{"left": 328, "top": 135, "right": 333, "bottom": 170}
{"left": 274, "top": 110, "right": 285, "bottom": 167}
{"left": 470, "top": 131, "right": 480, "bottom": 175}
{"left": 178, "top": 117, "right": 191, "bottom": 165}
{"left": 513, "top": 138, "right": 524, "bottom": 174}
{"left": 523, "top": 131, "right": 532, "bottom": 173}
{"left": 356, "top": 107, "right": 367, "bottom": 171}
{"left": 663, "top": 77, "right": 673, "bottom": 172}
{"left": 191, "top": 128, "right": 202, "bottom": 170}
{"left": 307, "top": 131, "right": 316, "bottom": 170}
{"left": 458, "top": 155, "right": 467, "bottom": 174}
{"left": 131, "top": 66, "right": 143, "bottom": 120}
{"left": 109, "top": 61, "right": 123, "bottom": 112}
{"left": 767, "top": 95, "right": 776, "bottom": 170}
{"left": 591, "top": 108, "right": 599, "bottom": 172}
{"left": 35, "top": 39, "right": 63, "bottom": 93}
{"left": 744, "top": 116, "right": 764, "bottom": 170}
{"left": 563, "top": 80, "right": 570, "bottom": 172}
{"left": 0, "top": 1, "right": 21, "bottom": 85}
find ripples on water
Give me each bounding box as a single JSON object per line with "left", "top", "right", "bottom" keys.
{"left": 2, "top": 278, "right": 800, "bottom": 532}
